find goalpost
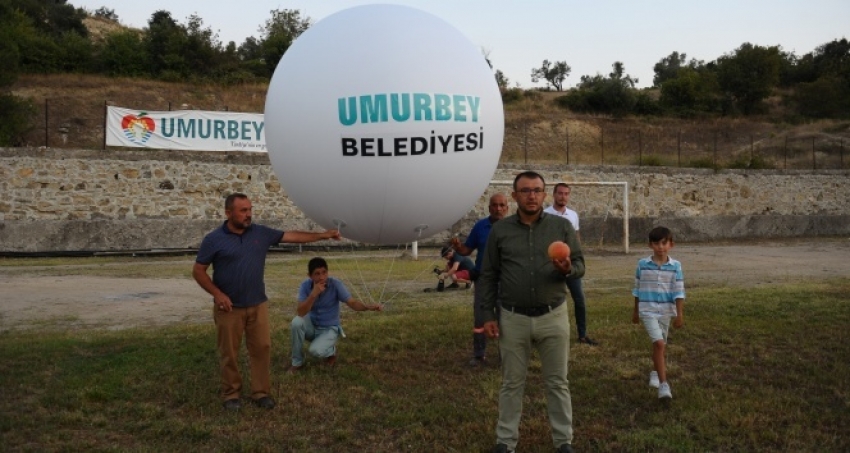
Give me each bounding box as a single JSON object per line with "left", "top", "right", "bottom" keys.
{"left": 490, "top": 180, "right": 630, "bottom": 254}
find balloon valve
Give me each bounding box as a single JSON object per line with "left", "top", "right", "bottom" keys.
{"left": 414, "top": 224, "right": 429, "bottom": 238}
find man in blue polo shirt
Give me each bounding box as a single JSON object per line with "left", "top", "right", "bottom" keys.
{"left": 288, "top": 257, "right": 382, "bottom": 371}
{"left": 451, "top": 192, "right": 509, "bottom": 367}
{"left": 193, "top": 193, "right": 340, "bottom": 411}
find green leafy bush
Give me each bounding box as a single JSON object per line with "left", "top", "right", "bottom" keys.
{"left": 0, "top": 94, "right": 37, "bottom": 146}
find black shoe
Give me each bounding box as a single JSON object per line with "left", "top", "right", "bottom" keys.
{"left": 437, "top": 280, "right": 445, "bottom": 292}
{"left": 447, "top": 282, "right": 460, "bottom": 289}
{"left": 465, "top": 282, "right": 472, "bottom": 289}
{"left": 222, "top": 398, "right": 241, "bottom": 411}
{"left": 556, "top": 444, "right": 574, "bottom": 453}
{"left": 468, "top": 357, "right": 486, "bottom": 368}
{"left": 492, "top": 443, "right": 514, "bottom": 453}
{"left": 579, "top": 336, "right": 599, "bottom": 346}
{"left": 253, "top": 396, "right": 275, "bottom": 410}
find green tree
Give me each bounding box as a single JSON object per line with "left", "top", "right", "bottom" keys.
{"left": 94, "top": 7, "right": 118, "bottom": 21}
{"left": 0, "top": 2, "right": 37, "bottom": 145}
{"left": 609, "top": 61, "right": 638, "bottom": 87}
{"left": 791, "top": 76, "right": 850, "bottom": 118}
{"left": 652, "top": 51, "right": 706, "bottom": 87}
{"left": 495, "top": 70, "right": 509, "bottom": 90}
{"left": 56, "top": 30, "right": 94, "bottom": 72}
{"left": 236, "top": 36, "right": 267, "bottom": 78}
{"left": 557, "top": 62, "right": 639, "bottom": 116}
{"left": 0, "top": 2, "right": 26, "bottom": 86}
{"left": 531, "top": 59, "right": 571, "bottom": 91}
{"left": 260, "top": 9, "right": 311, "bottom": 75}
{"left": 99, "top": 29, "right": 149, "bottom": 77}
{"left": 183, "top": 14, "right": 224, "bottom": 79}
{"left": 9, "top": 0, "right": 87, "bottom": 39}
{"left": 144, "top": 10, "right": 189, "bottom": 79}
{"left": 659, "top": 67, "right": 720, "bottom": 116}
{"left": 715, "top": 43, "right": 782, "bottom": 114}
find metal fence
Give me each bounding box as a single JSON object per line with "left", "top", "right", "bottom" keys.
{"left": 502, "top": 119, "right": 847, "bottom": 170}
{"left": 22, "top": 98, "right": 847, "bottom": 170}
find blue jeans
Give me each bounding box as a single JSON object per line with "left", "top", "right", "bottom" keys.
{"left": 566, "top": 277, "right": 587, "bottom": 338}
{"left": 290, "top": 313, "right": 341, "bottom": 366}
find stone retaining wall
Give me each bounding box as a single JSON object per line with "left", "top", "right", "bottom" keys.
{"left": 1, "top": 148, "right": 848, "bottom": 253}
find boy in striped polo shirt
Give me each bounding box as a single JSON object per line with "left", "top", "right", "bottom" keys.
{"left": 631, "top": 226, "right": 685, "bottom": 400}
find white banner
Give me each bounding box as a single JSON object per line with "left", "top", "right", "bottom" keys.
{"left": 105, "top": 106, "right": 267, "bottom": 152}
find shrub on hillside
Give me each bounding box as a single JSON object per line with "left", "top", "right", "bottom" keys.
{"left": 0, "top": 94, "right": 37, "bottom": 146}
{"left": 501, "top": 88, "right": 525, "bottom": 104}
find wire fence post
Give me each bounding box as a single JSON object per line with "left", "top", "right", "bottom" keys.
{"left": 600, "top": 126, "right": 605, "bottom": 165}
{"left": 750, "top": 134, "right": 754, "bottom": 164}
{"left": 784, "top": 136, "right": 788, "bottom": 170}
{"left": 812, "top": 137, "right": 816, "bottom": 170}
{"left": 523, "top": 121, "right": 528, "bottom": 165}
{"left": 638, "top": 129, "right": 642, "bottom": 166}
{"left": 565, "top": 129, "right": 570, "bottom": 165}
{"left": 677, "top": 130, "right": 681, "bottom": 167}
{"left": 102, "top": 101, "right": 108, "bottom": 151}
{"left": 713, "top": 131, "right": 718, "bottom": 168}
{"left": 44, "top": 99, "right": 49, "bottom": 147}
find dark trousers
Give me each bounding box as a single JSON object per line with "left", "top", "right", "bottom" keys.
{"left": 473, "top": 282, "right": 500, "bottom": 358}
{"left": 566, "top": 277, "right": 587, "bottom": 338}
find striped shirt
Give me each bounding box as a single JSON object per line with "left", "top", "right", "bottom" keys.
{"left": 632, "top": 256, "right": 685, "bottom": 318}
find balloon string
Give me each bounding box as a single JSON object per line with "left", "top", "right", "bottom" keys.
{"left": 345, "top": 241, "right": 377, "bottom": 306}
{"left": 376, "top": 246, "right": 397, "bottom": 304}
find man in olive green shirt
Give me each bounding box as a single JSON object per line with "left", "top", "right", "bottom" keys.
{"left": 479, "top": 171, "right": 584, "bottom": 453}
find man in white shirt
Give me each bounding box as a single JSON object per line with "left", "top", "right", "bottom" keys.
{"left": 544, "top": 183, "right": 599, "bottom": 346}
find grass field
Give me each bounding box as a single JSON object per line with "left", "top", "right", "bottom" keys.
{"left": 1, "top": 251, "right": 849, "bottom": 452}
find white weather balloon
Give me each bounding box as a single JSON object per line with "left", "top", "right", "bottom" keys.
{"left": 265, "top": 4, "right": 503, "bottom": 244}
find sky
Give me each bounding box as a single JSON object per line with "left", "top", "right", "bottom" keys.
{"left": 72, "top": 0, "right": 849, "bottom": 89}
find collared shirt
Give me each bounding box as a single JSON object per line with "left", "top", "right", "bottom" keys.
{"left": 297, "top": 277, "right": 352, "bottom": 327}
{"left": 543, "top": 205, "right": 580, "bottom": 231}
{"left": 478, "top": 212, "right": 584, "bottom": 323}
{"left": 632, "top": 256, "right": 685, "bottom": 318}
{"left": 195, "top": 222, "right": 284, "bottom": 307}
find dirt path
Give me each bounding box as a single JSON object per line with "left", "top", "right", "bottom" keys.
{"left": 1, "top": 238, "right": 848, "bottom": 332}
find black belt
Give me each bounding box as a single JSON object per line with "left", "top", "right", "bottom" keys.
{"left": 501, "top": 299, "right": 564, "bottom": 317}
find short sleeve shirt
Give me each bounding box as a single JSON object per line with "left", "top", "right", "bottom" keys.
{"left": 464, "top": 216, "right": 496, "bottom": 273}
{"left": 195, "top": 222, "right": 283, "bottom": 307}
{"left": 298, "top": 277, "right": 352, "bottom": 327}
{"left": 450, "top": 253, "right": 475, "bottom": 273}
{"left": 632, "top": 256, "right": 685, "bottom": 318}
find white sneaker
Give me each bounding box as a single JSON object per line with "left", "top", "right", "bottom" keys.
{"left": 649, "top": 371, "right": 660, "bottom": 388}
{"left": 658, "top": 382, "right": 672, "bottom": 399}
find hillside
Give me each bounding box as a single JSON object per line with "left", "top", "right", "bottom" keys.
{"left": 10, "top": 74, "right": 850, "bottom": 170}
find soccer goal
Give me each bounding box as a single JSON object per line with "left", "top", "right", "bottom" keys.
{"left": 490, "top": 180, "right": 630, "bottom": 254}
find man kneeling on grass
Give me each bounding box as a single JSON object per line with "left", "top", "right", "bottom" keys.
{"left": 288, "top": 257, "right": 382, "bottom": 372}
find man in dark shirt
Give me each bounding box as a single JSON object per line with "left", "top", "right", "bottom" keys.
{"left": 193, "top": 193, "right": 340, "bottom": 411}
{"left": 438, "top": 246, "right": 475, "bottom": 290}
{"left": 479, "top": 171, "right": 584, "bottom": 453}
